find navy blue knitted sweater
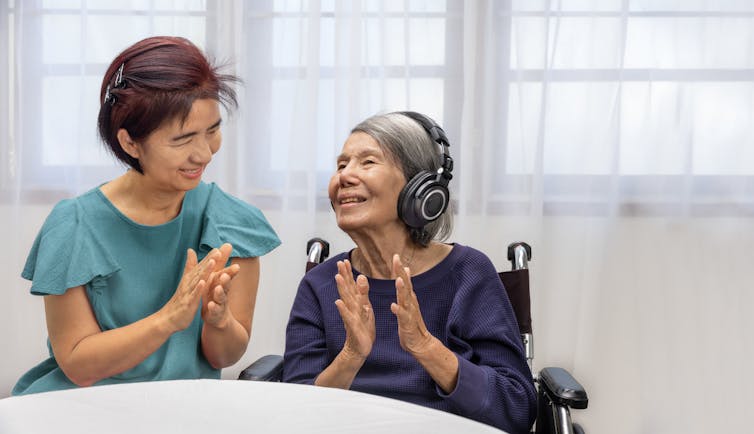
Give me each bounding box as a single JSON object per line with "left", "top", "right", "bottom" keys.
{"left": 283, "top": 244, "right": 536, "bottom": 433}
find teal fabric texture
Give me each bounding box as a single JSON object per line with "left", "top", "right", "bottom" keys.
{"left": 13, "top": 181, "right": 280, "bottom": 395}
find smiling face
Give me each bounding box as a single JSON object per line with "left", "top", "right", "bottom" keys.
{"left": 328, "top": 132, "right": 408, "bottom": 235}
{"left": 119, "top": 98, "right": 222, "bottom": 193}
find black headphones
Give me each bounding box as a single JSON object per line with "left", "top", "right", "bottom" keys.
{"left": 396, "top": 111, "right": 454, "bottom": 229}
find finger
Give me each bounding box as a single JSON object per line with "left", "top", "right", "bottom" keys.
{"left": 199, "top": 247, "right": 220, "bottom": 265}
{"left": 335, "top": 273, "right": 357, "bottom": 308}
{"left": 395, "top": 276, "right": 407, "bottom": 307}
{"left": 190, "top": 278, "right": 207, "bottom": 297}
{"left": 355, "top": 274, "right": 370, "bottom": 298}
{"left": 334, "top": 299, "right": 351, "bottom": 322}
{"left": 403, "top": 267, "right": 413, "bottom": 292}
{"left": 392, "top": 254, "right": 403, "bottom": 277}
{"left": 184, "top": 249, "right": 198, "bottom": 274}
{"left": 218, "top": 243, "right": 233, "bottom": 264}
{"left": 212, "top": 285, "right": 227, "bottom": 305}
{"left": 390, "top": 302, "right": 400, "bottom": 317}
{"left": 218, "top": 273, "right": 232, "bottom": 293}
{"left": 208, "top": 243, "right": 233, "bottom": 272}
{"left": 199, "top": 258, "right": 215, "bottom": 277}
{"left": 335, "top": 262, "right": 358, "bottom": 306}
{"left": 216, "top": 263, "right": 241, "bottom": 280}
{"left": 340, "top": 260, "right": 358, "bottom": 286}
{"left": 207, "top": 301, "right": 224, "bottom": 321}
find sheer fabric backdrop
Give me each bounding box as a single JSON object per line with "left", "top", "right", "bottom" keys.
{"left": 2, "top": 1, "right": 752, "bottom": 433}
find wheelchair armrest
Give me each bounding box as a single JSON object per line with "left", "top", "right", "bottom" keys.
{"left": 237, "top": 354, "right": 284, "bottom": 382}
{"left": 539, "top": 367, "right": 588, "bottom": 410}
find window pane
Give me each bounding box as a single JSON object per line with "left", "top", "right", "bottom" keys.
{"left": 365, "top": 0, "right": 406, "bottom": 13}
{"left": 153, "top": 0, "right": 206, "bottom": 11}
{"left": 625, "top": 17, "right": 754, "bottom": 69}
{"left": 510, "top": 17, "right": 547, "bottom": 69}
{"left": 692, "top": 83, "right": 754, "bottom": 175}
{"left": 513, "top": 0, "right": 623, "bottom": 11}
{"left": 408, "top": 18, "right": 445, "bottom": 65}
{"left": 269, "top": 79, "right": 338, "bottom": 172}
{"left": 42, "top": 0, "right": 82, "bottom": 9}
{"left": 364, "top": 78, "right": 408, "bottom": 114}
{"left": 507, "top": 83, "right": 543, "bottom": 174}
{"left": 320, "top": 17, "right": 334, "bottom": 66}
{"left": 270, "top": 80, "right": 296, "bottom": 170}
{"left": 630, "top": 0, "right": 754, "bottom": 12}
{"left": 152, "top": 16, "right": 206, "bottom": 44}
{"left": 409, "top": 0, "right": 446, "bottom": 13}
{"left": 550, "top": 17, "right": 623, "bottom": 69}
{"left": 85, "top": 15, "right": 206, "bottom": 64}
{"left": 620, "top": 82, "right": 687, "bottom": 175}
{"left": 42, "top": 76, "right": 111, "bottom": 166}
{"left": 273, "top": 17, "right": 305, "bottom": 67}
{"left": 408, "top": 78, "right": 444, "bottom": 124}
{"left": 43, "top": 15, "right": 82, "bottom": 64}
{"left": 544, "top": 82, "right": 619, "bottom": 175}
{"left": 274, "top": 0, "right": 307, "bottom": 12}
{"left": 363, "top": 18, "right": 406, "bottom": 65}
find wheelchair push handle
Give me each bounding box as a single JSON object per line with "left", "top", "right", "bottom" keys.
{"left": 507, "top": 242, "right": 532, "bottom": 271}
{"left": 306, "top": 238, "right": 330, "bottom": 265}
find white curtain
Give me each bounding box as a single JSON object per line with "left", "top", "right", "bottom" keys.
{"left": 2, "top": 1, "right": 753, "bottom": 433}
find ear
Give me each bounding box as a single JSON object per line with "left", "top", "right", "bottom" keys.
{"left": 116, "top": 128, "right": 140, "bottom": 159}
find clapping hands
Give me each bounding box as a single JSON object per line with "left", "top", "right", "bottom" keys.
{"left": 161, "top": 243, "right": 240, "bottom": 333}
{"left": 332, "top": 254, "right": 434, "bottom": 360}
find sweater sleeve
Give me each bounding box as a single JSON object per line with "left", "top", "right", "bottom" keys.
{"left": 441, "top": 255, "right": 537, "bottom": 434}
{"left": 282, "top": 271, "right": 331, "bottom": 384}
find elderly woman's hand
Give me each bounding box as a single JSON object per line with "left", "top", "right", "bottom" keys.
{"left": 334, "top": 259, "right": 375, "bottom": 360}
{"left": 390, "top": 254, "right": 435, "bottom": 356}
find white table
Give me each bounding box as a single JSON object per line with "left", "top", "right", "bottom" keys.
{"left": 0, "top": 379, "right": 504, "bottom": 434}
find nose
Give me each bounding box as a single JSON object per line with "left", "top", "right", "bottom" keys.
{"left": 190, "top": 137, "right": 214, "bottom": 164}
{"left": 338, "top": 161, "right": 358, "bottom": 187}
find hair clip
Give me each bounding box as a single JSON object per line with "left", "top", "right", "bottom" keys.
{"left": 103, "top": 84, "right": 113, "bottom": 105}
{"left": 114, "top": 63, "right": 125, "bottom": 88}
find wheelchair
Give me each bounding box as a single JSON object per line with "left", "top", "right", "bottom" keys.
{"left": 240, "top": 238, "right": 588, "bottom": 434}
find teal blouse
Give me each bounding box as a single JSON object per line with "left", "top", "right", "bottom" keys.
{"left": 13, "top": 181, "right": 281, "bottom": 395}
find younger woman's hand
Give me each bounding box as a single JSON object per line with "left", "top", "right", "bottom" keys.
{"left": 161, "top": 248, "right": 215, "bottom": 333}
{"left": 201, "top": 243, "right": 241, "bottom": 329}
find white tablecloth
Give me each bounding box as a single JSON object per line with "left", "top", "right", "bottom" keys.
{"left": 0, "top": 379, "right": 504, "bottom": 433}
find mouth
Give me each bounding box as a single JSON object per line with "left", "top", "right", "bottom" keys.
{"left": 338, "top": 195, "right": 366, "bottom": 206}
{"left": 180, "top": 167, "right": 204, "bottom": 179}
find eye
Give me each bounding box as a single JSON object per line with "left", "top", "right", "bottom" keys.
{"left": 363, "top": 159, "right": 375, "bottom": 165}
{"left": 336, "top": 162, "right": 347, "bottom": 171}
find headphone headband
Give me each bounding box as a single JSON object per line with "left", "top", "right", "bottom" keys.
{"left": 397, "top": 111, "right": 453, "bottom": 182}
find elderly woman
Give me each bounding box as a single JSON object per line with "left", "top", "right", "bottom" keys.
{"left": 282, "top": 111, "right": 536, "bottom": 433}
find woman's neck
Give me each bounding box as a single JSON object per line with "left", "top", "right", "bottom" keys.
{"left": 100, "top": 170, "right": 186, "bottom": 225}
{"left": 350, "top": 231, "right": 421, "bottom": 279}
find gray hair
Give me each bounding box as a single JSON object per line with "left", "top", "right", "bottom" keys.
{"left": 351, "top": 112, "right": 453, "bottom": 246}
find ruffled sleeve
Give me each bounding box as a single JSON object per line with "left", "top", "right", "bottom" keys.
{"left": 21, "top": 199, "right": 120, "bottom": 296}
{"left": 199, "top": 185, "right": 281, "bottom": 259}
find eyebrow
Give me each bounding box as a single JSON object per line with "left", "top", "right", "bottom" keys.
{"left": 171, "top": 118, "right": 222, "bottom": 142}
{"left": 336, "top": 148, "right": 383, "bottom": 161}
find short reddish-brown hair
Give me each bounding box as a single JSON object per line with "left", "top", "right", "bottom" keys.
{"left": 97, "top": 36, "right": 238, "bottom": 173}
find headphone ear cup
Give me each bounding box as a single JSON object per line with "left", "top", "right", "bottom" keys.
{"left": 398, "top": 171, "right": 448, "bottom": 228}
